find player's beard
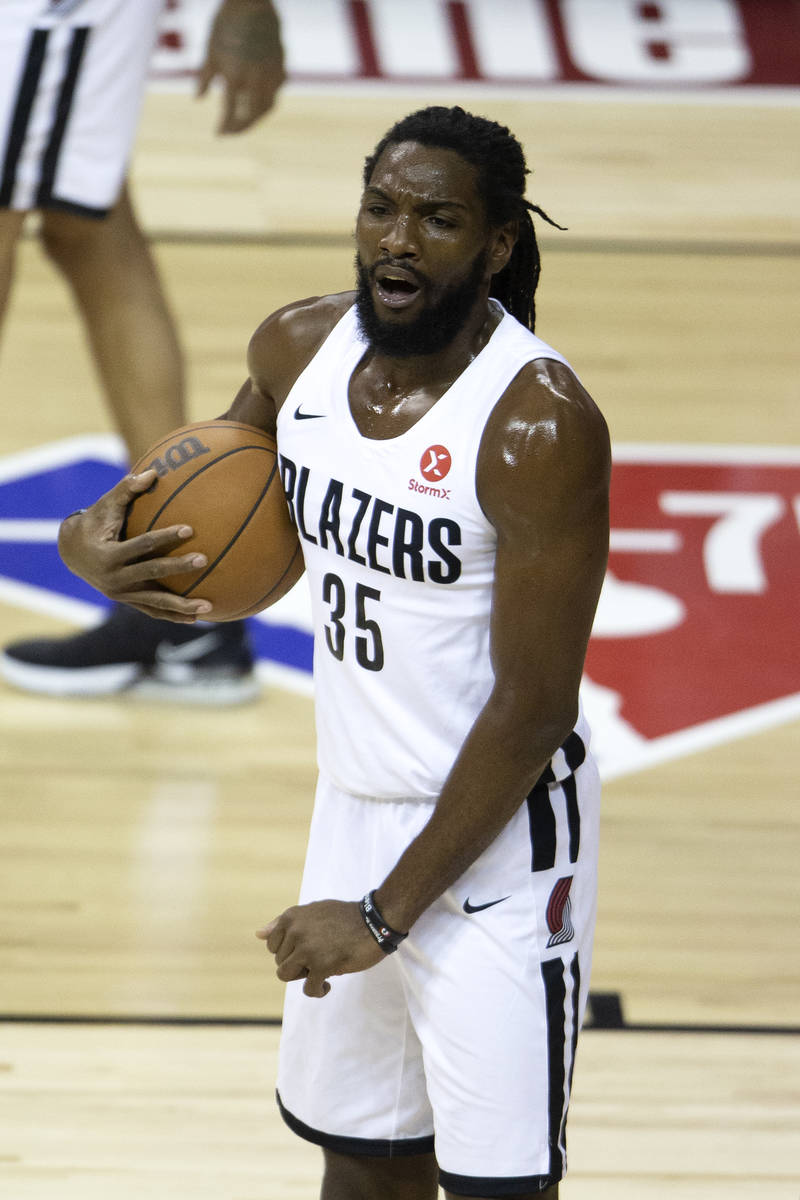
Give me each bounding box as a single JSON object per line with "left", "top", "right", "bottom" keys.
{"left": 354, "top": 248, "right": 489, "bottom": 358}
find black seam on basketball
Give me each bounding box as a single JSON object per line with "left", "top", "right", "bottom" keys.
{"left": 178, "top": 457, "right": 281, "bottom": 597}
{"left": 224, "top": 539, "right": 304, "bottom": 619}
{"left": 140, "top": 445, "right": 276, "bottom": 532}
{"left": 132, "top": 422, "right": 274, "bottom": 466}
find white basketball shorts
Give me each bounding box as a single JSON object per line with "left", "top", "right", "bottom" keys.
{"left": 276, "top": 736, "right": 601, "bottom": 1196}
{"left": 0, "top": 0, "right": 164, "bottom": 216}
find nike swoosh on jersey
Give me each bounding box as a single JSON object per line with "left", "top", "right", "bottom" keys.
{"left": 154, "top": 632, "right": 224, "bottom": 665}
{"left": 462, "top": 895, "right": 511, "bottom": 914}
{"left": 293, "top": 406, "right": 326, "bottom": 420}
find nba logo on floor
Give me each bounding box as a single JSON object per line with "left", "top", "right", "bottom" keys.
{"left": 584, "top": 445, "right": 800, "bottom": 777}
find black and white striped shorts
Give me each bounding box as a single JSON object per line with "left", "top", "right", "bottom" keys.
{"left": 0, "top": 0, "right": 164, "bottom": 217}
{"left": 277, "top": 749, "right": 601, "bottom": 1195}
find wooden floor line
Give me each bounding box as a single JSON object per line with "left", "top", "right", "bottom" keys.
{"left": 605, "top": 1021, "right": 800, "bottom": 1037}
{"left": 0, "top": 1014, "right": 283, "bottom": 1028}
{"left": 2, "top": 1013, "right": 799, "bottom": 1036}
{"left": 20, "top": 229, "right": 800, "bottom": 257}
{"left": 150, "top": 234, "right": 800, "bottom": 258}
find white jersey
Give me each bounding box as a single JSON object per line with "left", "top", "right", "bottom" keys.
{"left": 0, "top": 1, "right": 163, "bottom": 215}
{"left": 276, "top": 300, "right": 591, "bottom": 800}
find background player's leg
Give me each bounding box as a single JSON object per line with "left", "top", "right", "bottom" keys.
{"left": 0, "top": 190, "right": 256, "bottom": 704}
{"left": 0, "top": 210, "right": 27, "bottom": 337}
{"left": 39, "top": 182, "right": 183, "bottom": 462}
{"left": 321, "top": 1148, "right": 439, "bottom": 1200}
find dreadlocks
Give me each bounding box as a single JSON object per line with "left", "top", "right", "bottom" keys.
{"left": 363, "top": 106, "right": 564, "bottom": 333}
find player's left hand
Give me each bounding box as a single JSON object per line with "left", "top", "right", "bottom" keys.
{"left": 197, "top": 0, "right": 285, "bottom": 134}
{"left": 256, "top": 901, "right": 385, "bottom": 998}
{"left": 57, "top": 471, "right": 212, "bottom": 622}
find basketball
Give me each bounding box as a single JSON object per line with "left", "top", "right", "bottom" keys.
{"left": 123, "top": 419, "right": 304, "bottom": 621}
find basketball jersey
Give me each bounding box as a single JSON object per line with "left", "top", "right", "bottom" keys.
{"left": 276, "top": 300, "right": 592, "bottom": 800}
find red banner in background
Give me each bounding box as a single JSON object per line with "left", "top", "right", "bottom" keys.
{"left": 152, "top": 0, "right": 800, "bottom": 88}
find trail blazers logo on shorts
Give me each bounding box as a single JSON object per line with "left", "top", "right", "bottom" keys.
{"left": 546, "top": 877, "right": 575, "bottom": 948}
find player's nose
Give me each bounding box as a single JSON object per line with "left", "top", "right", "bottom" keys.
{"left": 379, "top": 213, "right": 419, "bottom": 258}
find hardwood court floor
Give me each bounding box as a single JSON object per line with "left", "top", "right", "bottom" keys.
{"left": 0, "top": 87, "right": 798, "bottom": 1196}
{"left": 1, "top": 1024, "right": 797, "bottom": 1199}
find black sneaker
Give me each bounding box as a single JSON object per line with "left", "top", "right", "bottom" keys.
{"left": 0, "top": 604, "right": 260, "bottom": 705}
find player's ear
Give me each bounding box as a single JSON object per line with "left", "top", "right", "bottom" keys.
{"left": 487, "top": 220, "right": 518, "bottom": 279}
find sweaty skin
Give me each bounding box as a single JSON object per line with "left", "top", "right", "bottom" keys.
{"left": 58, "top": 142, "right": 610, "bottom": 1006}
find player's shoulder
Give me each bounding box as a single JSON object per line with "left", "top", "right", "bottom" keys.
{"left": 247, "top": 292, "right": 356, "bottom": 403}
{"left": 494, "top": 355, "right": 609, "bottom": 469}
{"left": 478, "top": 354, "right": 610, "bottom": 520}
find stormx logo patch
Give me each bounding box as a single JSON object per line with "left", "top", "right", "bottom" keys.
{"left": 410, "top": 444, "right": 452, "bottom": 500}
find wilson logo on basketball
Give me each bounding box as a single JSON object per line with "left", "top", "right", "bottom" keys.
{"left": 145, "top": 435, "right": 211, "bottom": 479}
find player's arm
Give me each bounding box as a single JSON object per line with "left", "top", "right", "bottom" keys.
{"left": 374, "top": 361, "right": 611, "bottom": 931}
{"left": 197, "top": 0, "right": 285, "bottom": 134}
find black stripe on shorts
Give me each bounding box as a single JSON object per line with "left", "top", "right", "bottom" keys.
{"left": 0, "top": 29, "right": 49, "bottom": 207}
{"left": 439, "top": 960, "right": 578, "bottom": 1192}
{"left": 562, "top": 773, "right": 581, "bottom": 863}
{"left": 540, "top": 952, "right": 583, "bottom": 1185}
{"left": 526, "top": 731, "right": 586, "bottom": 872}
{"left": 566, "top": 954, "right": 581, "bottom": 1120}
{"left": 36, "top": 26, "right": 90, "bottom": 209}
{"left": 526, "top": 776, "right": 557, "bottom": 873}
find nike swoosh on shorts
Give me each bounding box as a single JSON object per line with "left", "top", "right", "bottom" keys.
{"left": 462, "top": 895, "right": 511, "bottom": 914}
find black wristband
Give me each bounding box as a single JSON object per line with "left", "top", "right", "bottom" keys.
{"left": 359, "top": 891, "right": 408, "bottom": 954}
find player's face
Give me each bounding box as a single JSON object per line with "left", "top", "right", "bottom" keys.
{"left": 355, "top": 141, "right": 497, "bottom": 356}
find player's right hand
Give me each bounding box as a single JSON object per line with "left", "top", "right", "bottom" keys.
{"left": 57, "top": 471, "right": 213, "bottom": 623}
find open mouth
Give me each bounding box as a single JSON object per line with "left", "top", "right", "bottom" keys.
{"left": 374, "top": 271, "right": 422, "bottom": 309}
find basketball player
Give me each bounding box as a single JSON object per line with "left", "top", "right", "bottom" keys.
{"left": 0, "top": 0, "right": 283, "bottom": 703}
{"left": 58, "top": 107, "right": 610, "bottom": 1198}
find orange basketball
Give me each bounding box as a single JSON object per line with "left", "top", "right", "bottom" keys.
{"left": 123, "top": 420, "right": 304, "bottom": 621}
